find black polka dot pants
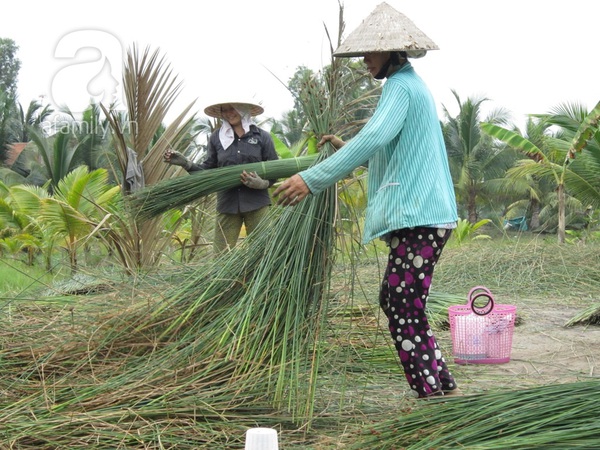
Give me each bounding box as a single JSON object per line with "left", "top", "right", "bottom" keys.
{"left": 379, "top": 227, "right": 457, "bottom": 398}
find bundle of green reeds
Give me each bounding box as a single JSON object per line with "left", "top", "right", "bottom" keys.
{"left": 565, "top": 301, "right": 600, "bottom": 326}
{"left": 129, "top": 155, "right": 318, "bottom": 220}
{"left": 348, "top": 379, "right": 600, "bottom": 449}
{"left": 427, "top": 291, "right": 465, "bottom": 330}
{"left": 147, "top": 168, "right": 339, "bottom": 416}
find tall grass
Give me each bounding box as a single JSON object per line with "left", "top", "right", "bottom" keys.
{"left": 0, "top": 259, "right": 54, "bottom": 295}
{"left": 436, "top": 231, "right": 600, "bottom": 304}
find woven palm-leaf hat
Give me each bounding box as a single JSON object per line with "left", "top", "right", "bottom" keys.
{"left": 333, "top": 2, "right": 438, "bottom": 58}
{"left": 204, "top": 101, "right": 264, "bottom": 118}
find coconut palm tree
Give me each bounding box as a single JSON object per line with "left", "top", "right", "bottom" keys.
{"left": 443, "top": 90, "right": 517, "bottom": 223}
{"left": 0, "top": 99, "right": 50, "bottom": 181}
{"left": 0, "top": 180, "right": 46, "bottom": 266}
{"left": 27, "top": 125, "right": 90, "bottom": 193}
{"left": 536, "top": 101, "right": 600, "bottom": 210}
{"left": 482, "top": 117, "right": 559, "bottom": 231}
{"left": 14, "top": 99, "right": 54, "bottom": 142}
{"left": 0, "top": 96, "right": 53, "bottom": 172}
{"left": 481, "top": 100, "right": 600, "bottom": 243}
{"left": 56, "top": 102, "right": 115, "bottom": 174}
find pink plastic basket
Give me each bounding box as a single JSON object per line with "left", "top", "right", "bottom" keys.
{"left": 448, "top": 286, "right": 517, "bottom": 364}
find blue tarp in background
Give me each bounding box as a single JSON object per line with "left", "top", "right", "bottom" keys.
{"left": 503, "top": 216, "right": 528, "bottom": 231}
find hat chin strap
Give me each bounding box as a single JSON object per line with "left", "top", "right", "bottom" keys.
{"left": 374, "top": 52, "right": 406, "bottom": 80}
{"left": 374, "top": 57, "right": 392, "bottom": 80}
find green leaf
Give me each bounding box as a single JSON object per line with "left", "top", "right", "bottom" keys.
{"left": 567, "top": 100, "right": 600, "bottom": 161}
{"left": 270, "top": 131, "right": 294, "bottom": 159}
{"left": 481, "top": 122, "right": 546, "bottom": 161}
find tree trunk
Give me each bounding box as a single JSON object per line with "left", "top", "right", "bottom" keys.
{"left": 68, "top": 238, "right": 78, "bottom": 274}
{"left": 468, "top": 189, "right": 478, "bottom": 223}
{"left": 557, "top": 183, "right": 565, "bottom": 244}
{"left": 529, "top": 198, "right": 541, "bottom": 230}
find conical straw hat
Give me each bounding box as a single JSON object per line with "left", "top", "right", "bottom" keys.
{"left": 204, "top": 101, "right": 264, "bottom": 118}
{"left": 333, "top": 2, "right": 438, "bottom": 58}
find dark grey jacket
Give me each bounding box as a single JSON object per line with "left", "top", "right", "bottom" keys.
{"left": 188, "top": 125, "right": 278, "bottom": 214}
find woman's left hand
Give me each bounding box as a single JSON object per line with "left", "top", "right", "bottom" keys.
{"left": 241, "top": 170, "right": 269, "bottom": 189}
{"left": 273, "top": 174, "right": 310, "bottom": 206}
{"left": 318, "top": 134, "right": 345, "bottom": 151}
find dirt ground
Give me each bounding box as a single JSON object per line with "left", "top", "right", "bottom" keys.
{"left": 335, "top": 250, "right": 600, "bottom": 399}
{"left": 447, "top": 301, "right": 600, "bottom": 393}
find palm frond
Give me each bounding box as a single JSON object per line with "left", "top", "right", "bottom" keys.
{"left": 99, "top": 44, "right": 199, "bottom": 270}
{"left": 481, "top": 123, "right": 546, "bottom": 161}
{"left": 566, "top": 100, "right": 600, "bottom": 161}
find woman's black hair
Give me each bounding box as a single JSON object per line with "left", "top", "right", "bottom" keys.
{"left": 375, "top": 51, "right": 408, "bottom": 80}
{"left": 391, "top": 51, "right": 408, "bottom": 64}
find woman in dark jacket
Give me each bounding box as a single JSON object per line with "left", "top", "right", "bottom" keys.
{"left": 164, "top": 100, "right": 278, "bottom": 254}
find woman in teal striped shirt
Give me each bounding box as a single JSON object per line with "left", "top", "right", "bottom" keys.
{"left": 274, "top": 3, "right": 461, "bottom": 398}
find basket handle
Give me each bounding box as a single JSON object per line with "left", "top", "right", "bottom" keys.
{"left": 467, "top": 286, "right": 495, "bottom": 316}
{"left": 467, "top": 285, "right": 492, "bottom": 300}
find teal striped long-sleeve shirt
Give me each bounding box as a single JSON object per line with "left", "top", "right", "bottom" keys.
{"left": 299, "top": 62, "right": 458, "bottom": 244}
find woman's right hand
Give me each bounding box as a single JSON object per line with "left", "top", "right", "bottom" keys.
{"left": 317, "top": 135, "right": 345, "bottom": 151}
{"left": 164, "top": 149, "right": 191, "bottom": 168}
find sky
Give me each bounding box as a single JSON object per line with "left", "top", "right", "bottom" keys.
{"left": 3, "top": 0, "right": 599, "bottom": 131}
